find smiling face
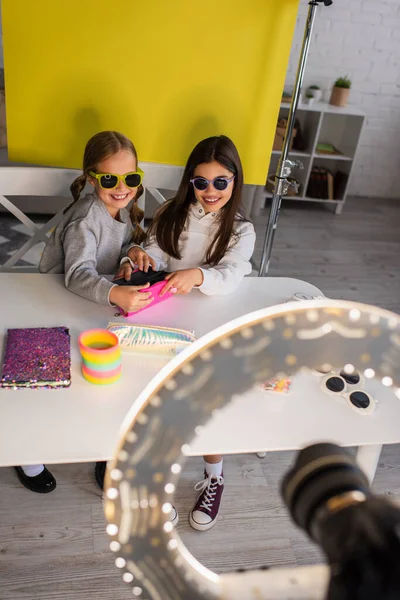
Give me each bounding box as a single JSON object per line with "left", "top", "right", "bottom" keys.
{"left": 89, "top": 149, "right": 138, "bottom": 218}
{"left": 192, "top": 160, "right": 235, "bottom": 214}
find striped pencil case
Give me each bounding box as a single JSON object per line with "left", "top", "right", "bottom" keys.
{"left": 106, "top": 322, "right": 196, "bottom": 356}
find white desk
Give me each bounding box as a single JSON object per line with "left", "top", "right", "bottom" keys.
{"left": 0, "top": 274, "right": 322, "bottom": 466}
{"left": 0, "top": 274, "right": 398, "bottom": 481}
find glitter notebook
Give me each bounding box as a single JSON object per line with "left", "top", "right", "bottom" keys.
{"left": 0, "top": 327, "right": 71, "bottom": 389}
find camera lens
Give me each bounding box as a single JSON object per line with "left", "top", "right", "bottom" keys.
{"left": 281, "top": 443, "right": 370, "bottom": 540}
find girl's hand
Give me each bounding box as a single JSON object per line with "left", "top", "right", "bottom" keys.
{"left": 109, "top": 283, "right": 153, "bottom": 312}
{"left": 113, "top": 262, "right": 133, "bottom": 281}
{"left": 160, "top": 269, "right": 204, "bottom": 297}
{"left": 127, "top": 247, "right": 156, "bottom": 272}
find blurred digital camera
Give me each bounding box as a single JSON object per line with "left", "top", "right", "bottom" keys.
{"left": 282, "top": 443, "right": 400, "bottom": 600}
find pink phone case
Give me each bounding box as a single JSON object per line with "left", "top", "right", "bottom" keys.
{"left": 118, "top": 280, "right": 175, "bottom": 317}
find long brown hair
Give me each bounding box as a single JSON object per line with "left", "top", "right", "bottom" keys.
{"left": 147, "top": 135, "right": 248, "bottom": 266}
{"left": 69, "top": 131, "right": 145, "bottom": 243}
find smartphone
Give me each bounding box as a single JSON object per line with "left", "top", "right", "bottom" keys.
{"left": 113, "top": 267, "right": 168, "bottom": 287}
{"left": 114, "top": 268, "right": 174, "bottom": 316}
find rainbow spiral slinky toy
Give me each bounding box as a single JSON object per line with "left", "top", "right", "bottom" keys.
{"left": 78, "top": 329, "right": 122, "bottom": 385}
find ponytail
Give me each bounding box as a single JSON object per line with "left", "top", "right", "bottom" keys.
{"left": 130, "top": 184, "right": 146, "bottom": 244}
{"left": 70, "top": 173, "right": 87, "bottom": 203}
{"left": 62, "top": 173, "right": 87, "bottom": 215}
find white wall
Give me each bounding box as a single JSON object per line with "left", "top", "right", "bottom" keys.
{"left": 285, "top": 0, "right": 400, "bottom": 199}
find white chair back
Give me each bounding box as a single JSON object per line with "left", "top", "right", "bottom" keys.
{"left": 0, "top": 162, "right": 183, "bottom": 272}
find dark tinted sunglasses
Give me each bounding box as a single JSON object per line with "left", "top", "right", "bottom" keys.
{"left": 190, "top": 175, "right": 235, "bottom": 192}
{"left": 89, "top": 168, "right": 144, "bottom": 190}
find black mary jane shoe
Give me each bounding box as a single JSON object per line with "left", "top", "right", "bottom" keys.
{"left": 14, "top": 466, "right": 56, "bottom": 493}
{"left": 95, "top": 461, "right": 106, "bottom": 491}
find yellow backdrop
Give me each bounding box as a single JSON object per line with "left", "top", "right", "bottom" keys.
{"left": 2, "top": 0, "right": 299, "bottom": 184}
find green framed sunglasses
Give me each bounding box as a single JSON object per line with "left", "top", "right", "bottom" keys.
{"left": 89, "top": 167, "right": 144, "bottom": 190}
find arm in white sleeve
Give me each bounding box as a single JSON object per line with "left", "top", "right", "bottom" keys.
{"left": 119, "top": 243, "right": 145, "bottom": 269}
{"left": 143, "top": 236, "right": 170, "bottom": 272}
{"left": 118, "top": 241, "right": 141, "bottom": 263}
{"left": 199, "top": 221, "right": 256, "bottom": 296}
{"left": 62, "top": 221, "right": 116, "bottom": 306}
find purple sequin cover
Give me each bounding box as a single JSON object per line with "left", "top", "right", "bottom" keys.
{"left": 1, "top": 327, "right": 71, "bottom": 389}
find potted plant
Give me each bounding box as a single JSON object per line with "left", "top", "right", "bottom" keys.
{"left": 306, "top": 85, "right": 322, "bottom": 103}
{"left": 329, "top": 76, "right": 351, "bottom": 108}
{"left": 305, "top": 91, "right": 315, "bottom": 106}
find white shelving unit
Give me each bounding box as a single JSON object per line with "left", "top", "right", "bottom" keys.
{"left": 267, "top": 101, "right": 365, "bottom": 214}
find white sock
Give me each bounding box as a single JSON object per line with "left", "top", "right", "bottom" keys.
{"left": 204, "top": 459, "right": 223, "bottom": 477}
{"left": 21, "top": 464, "right": 45, "bottom": 477}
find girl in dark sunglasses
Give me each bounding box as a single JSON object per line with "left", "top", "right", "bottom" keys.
{"left": 142, "top": 134, "right": 255, "bottom": 297}
{"left": 127, "top": 135, "right": 256, "bottom": 532}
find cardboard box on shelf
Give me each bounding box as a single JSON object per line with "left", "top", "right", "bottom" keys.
{"left": 273, "top": 119, "right": 297, "bottom": 152}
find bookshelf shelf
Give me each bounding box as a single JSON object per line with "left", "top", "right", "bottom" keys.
{"left": 314, "top": 153, "right": 353, "bottom": 161}
{"left": 271, "top": 150, "right": 311, "bottom": 158}
{"left": 268, "top": 102, "right": 365, "bottom": 214}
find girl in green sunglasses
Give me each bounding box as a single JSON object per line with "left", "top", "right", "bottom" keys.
{"left": 40, "top": 130, "right": 154, "bottom": 312}
{"left": 38, "top": 131, "right": 155, "bottom": 493}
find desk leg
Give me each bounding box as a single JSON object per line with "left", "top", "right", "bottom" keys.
{"left": 356, "top": 444, "right": 383, "bottom": 483}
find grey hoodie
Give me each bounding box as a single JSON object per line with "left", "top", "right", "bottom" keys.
{"left": 39, "top": 193, "right": 137, "bottom": 305}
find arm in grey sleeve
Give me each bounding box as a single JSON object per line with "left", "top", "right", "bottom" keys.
{"left": 143, "top": 236, "right": 170, "bottom": 271}
{"left": 62, "top": 221, "right": 115, "bottom": 306}
{"left": 199, "top": 223, "right": 256, "bottom": 296}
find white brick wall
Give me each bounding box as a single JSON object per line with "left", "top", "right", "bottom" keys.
{"left": 285, "top": 0, "right": 400, "bottom": 199}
